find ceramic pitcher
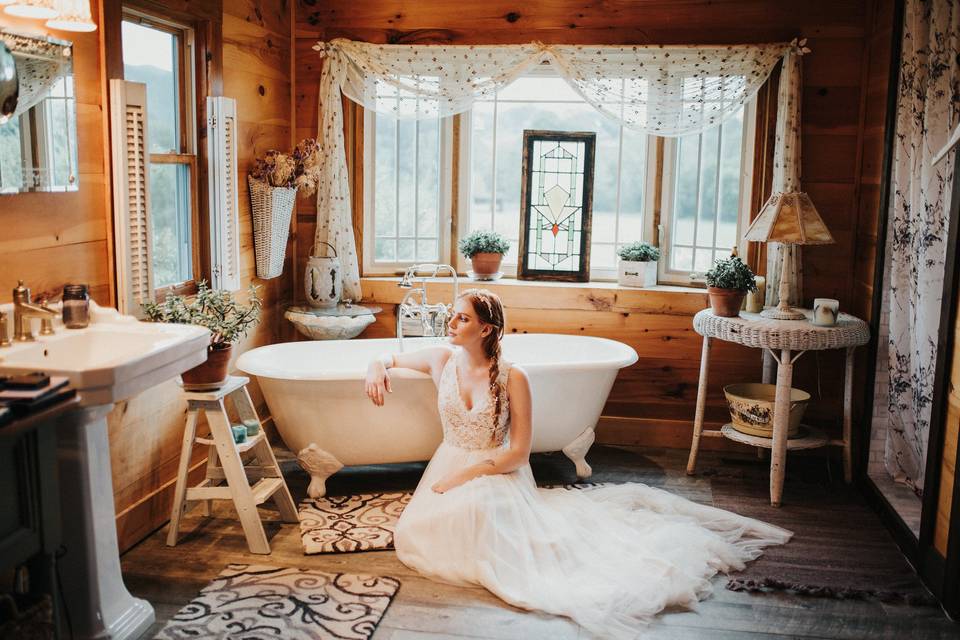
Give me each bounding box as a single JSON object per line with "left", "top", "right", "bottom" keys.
{"left": 305, "top": 241, "right": 341, "bottom": 308}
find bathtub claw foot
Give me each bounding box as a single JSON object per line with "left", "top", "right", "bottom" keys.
{"left": 298, "top": 443, "right": 344, "bottom": 499}
{"left": 562, "top": 427, "right": 595, "bottom": 479}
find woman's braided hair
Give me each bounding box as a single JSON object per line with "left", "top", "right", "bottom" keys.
{"left": 459, "top": 289, "right": 506, "bottom": 425}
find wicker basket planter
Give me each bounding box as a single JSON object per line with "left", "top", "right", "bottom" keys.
{"left": 248, "top": 176, "right": 297, "bottom": 279}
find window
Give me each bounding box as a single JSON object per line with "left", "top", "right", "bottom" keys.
{"left": 363, "top": 65, "right": 756, "bottom": 285}
{"left": 121, "top": 13, "right": 199, "bottom": 294}
{"left": 362, "top": 79, "right": 453, "bottom": 274}
{"left": 659, "top": 102, "right": 755, "bottom": 284}
{"left": 460, "top": 66, "right": 655, "bottom": 279}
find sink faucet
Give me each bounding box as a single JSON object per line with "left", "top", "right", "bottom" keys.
{"left": 396, "top": 264, "right": 459, "bottom": 351}
{"left": 12, "top": 280, "right": 58, "bottom": 342}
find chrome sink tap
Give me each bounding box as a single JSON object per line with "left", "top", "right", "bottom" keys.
{"left": 396, "top": 264, "right": 459, "bottom": 351}
{"left": 12, "top": 280, "right": 58, "bottom": 342}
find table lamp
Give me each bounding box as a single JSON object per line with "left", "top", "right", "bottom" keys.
{"left": 743, "top": 191, "right": 834, "bottom": 320}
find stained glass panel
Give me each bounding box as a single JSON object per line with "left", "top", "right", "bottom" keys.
{"left": 518, "top": 131, "right": 595, "bottom": 281}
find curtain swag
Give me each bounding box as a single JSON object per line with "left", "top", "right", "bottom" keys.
{"left": 312, "top": 37, "right": 807, "bottom": 300}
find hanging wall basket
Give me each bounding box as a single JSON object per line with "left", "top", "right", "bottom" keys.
{"left": 248, "top": 176, "right": 297, "bottom": 279}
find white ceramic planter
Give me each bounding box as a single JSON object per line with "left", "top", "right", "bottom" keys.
{"left": 617, "top": 260, "right": 658, "bottom": 287}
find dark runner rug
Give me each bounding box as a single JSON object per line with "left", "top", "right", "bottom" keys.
{"left": 153, "top": 564, "right": 399, "bottom": 639}
{"left": 711, "top": 474, "right": 937, "bottom": 605}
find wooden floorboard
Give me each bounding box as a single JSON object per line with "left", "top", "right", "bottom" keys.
{"left": 121, "top": 445, "right": 958, "bottom": 639}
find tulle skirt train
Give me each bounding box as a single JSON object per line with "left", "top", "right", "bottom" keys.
{"left": 394, "top": 442, "right": 793, "bottom": 639}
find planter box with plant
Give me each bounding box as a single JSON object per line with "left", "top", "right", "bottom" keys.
{"left": 459, "top": 230, "right": 510, "bottom": 280}
{"left": 248, "top": 138, "right": 322, "bottom": 279}
{"left": 617, "top": 241, "right": 660, "bottom": 288}
{"left": 143, "top": 282, "right": 263, "bottom": 388}
{"left": 704, "top": 254, "right": 757, "bottom": 317}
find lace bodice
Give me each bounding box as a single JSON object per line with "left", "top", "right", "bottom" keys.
{"left": 437, "top": 350, "right": 511, "bottom": 450}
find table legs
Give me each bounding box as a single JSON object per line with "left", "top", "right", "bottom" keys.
{"left": 770, "top": 348, "right": 793, "bottom": 507}
{"left": 686, "top": 336, "right": 712, "bottom": 475}
{"left": 843, "top": 347, "right": 855, "bottom": 483}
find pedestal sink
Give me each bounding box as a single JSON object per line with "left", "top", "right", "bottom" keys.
{"left": 0, "top": 303, "right": 210, "bottom": 640}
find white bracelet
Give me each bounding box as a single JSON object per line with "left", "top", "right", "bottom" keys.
{"left": 379, "top": 353, "right": 394, "bottom": 369}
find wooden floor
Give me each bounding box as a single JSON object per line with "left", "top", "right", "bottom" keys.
{"left": 121, "top": 445, "right": 959, "bottom": 639}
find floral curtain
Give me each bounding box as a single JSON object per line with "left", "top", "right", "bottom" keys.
{"left": 765, "top": 45, "right": 807, "bottom": 307}
{"left": 314, "top": 38, "right": 796, "bottom": 299}
{"left": 880, "top": 0, "right": 959, "bottom": 493}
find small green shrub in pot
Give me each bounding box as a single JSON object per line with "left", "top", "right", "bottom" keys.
{"left": 143, "top": 281, "right": 263, "bottom": 386}
{"left": 617, "top": 241, "right": 661, "bottom": 288}
{"left": 704, "top": 255, "right": 757, "bottom": 317}
{"left": 459, "top": 230, "right": 510, "bottom": 278}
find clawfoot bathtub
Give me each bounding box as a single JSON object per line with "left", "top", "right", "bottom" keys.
{"left": 237, "top": 334, "right": 637, "bottom": 496}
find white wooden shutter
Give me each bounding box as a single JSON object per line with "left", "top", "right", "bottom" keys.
{"left": 109, "top": 79, "right": 154, "bottom": 316}
{"left": 207, "top": 96, "right": 241, "bottom": 291}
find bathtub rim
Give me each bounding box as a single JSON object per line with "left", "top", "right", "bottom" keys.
{"left": 237, "top": 333, "right": 638, "bottom": 381}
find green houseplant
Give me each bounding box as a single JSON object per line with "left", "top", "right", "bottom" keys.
{"left": 459, "top": 230, "right": 510, "bottom": 279}
{"left": 617, "top": 241, "right": 661, "bottom": 288}
{"left": 704, "top": 254, "right": 757, "bottom": 317}
{"left": 143, "top": 281, "right": 263, "bottom": 387}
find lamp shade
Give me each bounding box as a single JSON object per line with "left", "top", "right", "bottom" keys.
{"left": 46, "top": 0, "right": 96, "bottom": 32}
{"left": 744, "top": 191, "right": 835, "bottom": 245}
{"left": 4, "top": 0, "right": 57, "bottom": 18}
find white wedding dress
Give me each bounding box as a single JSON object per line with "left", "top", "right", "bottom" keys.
{"left": 394, "top": 351, "right": 793, "bottom": 639}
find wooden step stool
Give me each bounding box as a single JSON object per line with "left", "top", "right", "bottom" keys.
{"left": 167, "top": 375, "right": 298, "bottom": 554}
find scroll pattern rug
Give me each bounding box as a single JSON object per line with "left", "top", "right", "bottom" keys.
{"left": 153, "top": 564, "right": 399, "bottom": 640}
{"left": 299, "top": 483, "right": 608, "bottom": 554}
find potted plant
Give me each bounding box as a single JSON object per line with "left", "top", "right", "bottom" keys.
{"left": 459, "top": 230, "right": 510, "bottom": 279}
{"left": 617, "top": 241, "right": 661, "bottom": 287}
{"left": 248, "top": 138, "right": 323, "bottom": 280}
{"left": 142, "top": 282, "right": 263, "bottom": 387}
{"left": 704, "top": 254, "right": 757, "bottom": 317}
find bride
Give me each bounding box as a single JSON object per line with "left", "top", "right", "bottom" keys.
{"left": 365, "top": 289, "right": 792, "bottom": 638}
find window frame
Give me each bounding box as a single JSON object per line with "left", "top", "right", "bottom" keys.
{"left": 360, "top": 70, "right": 758, "bottom": 287}
{"left": 121, "top": 9, "right": 203, "bottom": 300}
{"left": 361, "top": 107, "right": 455, "bottom": 276}
{"left": 657, "top": 97, "right": 757, "bottom": 286}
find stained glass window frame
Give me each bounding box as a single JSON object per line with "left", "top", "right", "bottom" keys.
{"left": 517, "top": 130, "right": 596, "bottom": 282}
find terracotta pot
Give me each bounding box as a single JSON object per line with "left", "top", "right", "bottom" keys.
{"left": 470, "top": 252, "right": 503, "bottom": 276}
{"left": 181, "top": 343, "right": 232, "bottom": 387}
{"left": 707, "top": 287, "right": 746, "bottom": 318}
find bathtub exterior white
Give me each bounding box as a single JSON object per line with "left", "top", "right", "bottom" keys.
{"left": 237, "top": 334, "right": 637, "bottom": 495}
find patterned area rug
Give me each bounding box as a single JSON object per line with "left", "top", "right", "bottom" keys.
{"left": 300, "top": 492, "right": 412, "bottom": 554}
{"left": 153, "top": 564, "right": 400, "bottom": 640}
{"left": 300, "top": 483, "right": 608, "bottom": 554}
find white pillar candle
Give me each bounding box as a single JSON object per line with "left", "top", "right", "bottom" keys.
{"left": 813, "top": 298, "right": 839, "bottom": 326}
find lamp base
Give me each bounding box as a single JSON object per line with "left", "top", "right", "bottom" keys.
{"left": 761, "top": 306, "right": 806, "bottom": 320}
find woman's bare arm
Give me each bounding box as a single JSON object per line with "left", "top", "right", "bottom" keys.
{"left": 365, "top": 346, "right": 453, "bottom": 406}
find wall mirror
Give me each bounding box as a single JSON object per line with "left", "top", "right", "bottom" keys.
{"left": 0, "top": 30, "right": 78, "bottom": 194}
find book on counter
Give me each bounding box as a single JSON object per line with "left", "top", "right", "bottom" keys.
{"left": 0, "top": 375, "right": 75, "bottom": 427}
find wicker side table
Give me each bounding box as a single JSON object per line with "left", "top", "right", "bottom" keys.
{"left": 685, "top": 308, "right": 870, "bottom": 506}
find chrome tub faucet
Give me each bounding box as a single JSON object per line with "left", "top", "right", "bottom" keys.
{"left": 396, "top": 264, "right": 459, "bottom": 351}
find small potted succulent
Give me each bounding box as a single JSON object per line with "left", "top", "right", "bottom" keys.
{"left": 459, "top": 230, "right": 510, "bottom": 279}
{"left": 704, "top": 254, "right": 757, "bottom": 317}
{"left": 617, "top": 241, "right": 661, "bottom": 288}
{"left": 143, "top": 282, "right": 263, "bottom": 387}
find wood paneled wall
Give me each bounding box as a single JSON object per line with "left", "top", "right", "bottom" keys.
{"left": 109, "top": 0, "right": 296, "bottom": 551}
{"left": 294, "top": 0, "right": 894, "bottom": 451}
{"left": 0, "top": 2, "right": 112, "bottom": 306}
{"left": 0, "top": 1, "right": 297, "bottom": 551}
